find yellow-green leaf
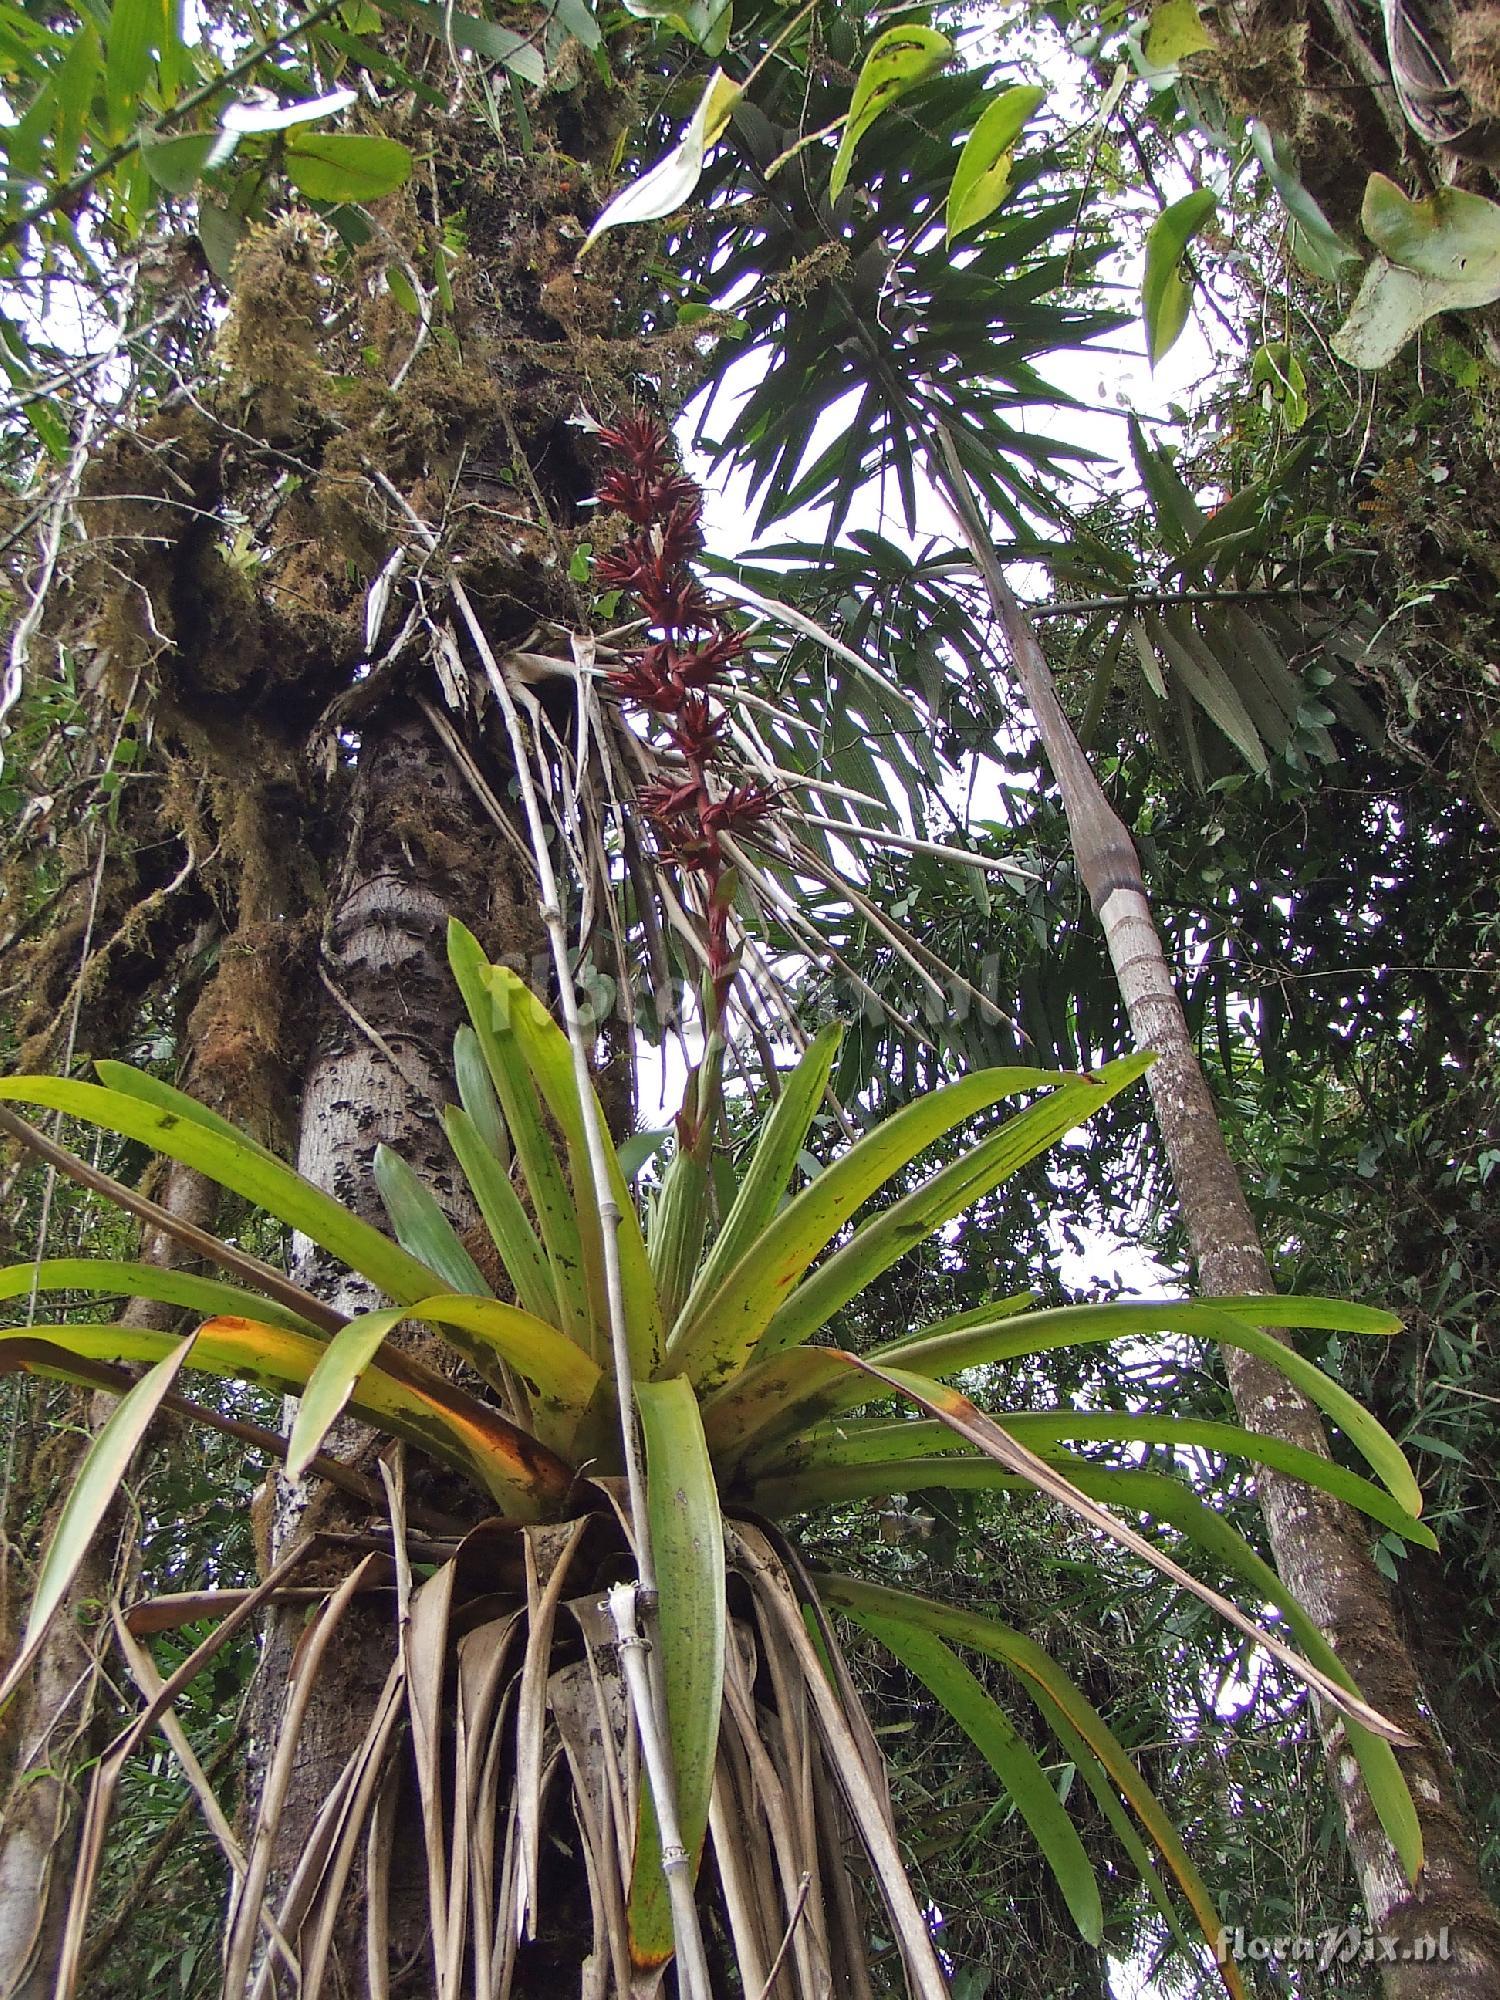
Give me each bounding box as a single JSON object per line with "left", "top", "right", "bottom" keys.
{"left": 945, "top": 84, "right": 1046, "bottom": 243}
{"left": 1142, "top": 187, "right": 1216, "bottom": 366}
{"left": 283, "top": 132, "right": 412, "bottom": 203}
{"left": 1143, "top": 0, "right": 1214, "bottom": 69}
{"left": 829, "top": 25, "right": 951, "bottom": 203}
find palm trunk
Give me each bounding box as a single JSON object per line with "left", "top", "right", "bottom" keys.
{"left": 934, "top": 431, "right": 1500, "bottom": 1994}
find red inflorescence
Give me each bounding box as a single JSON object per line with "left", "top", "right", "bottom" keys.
{"left": 593, "top": 412, "right": 775, "bottom": 1007}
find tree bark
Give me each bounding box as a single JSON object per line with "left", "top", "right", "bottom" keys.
{"left": 243, "top": 701, "right": 542, "bottom": 1991}
{"left": 934, "top": 432, "right": 1500, "bottom": 1995}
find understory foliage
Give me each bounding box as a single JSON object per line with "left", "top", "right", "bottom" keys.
{"left": 1, "top": 0, "right": 1497, "bottom": 1993}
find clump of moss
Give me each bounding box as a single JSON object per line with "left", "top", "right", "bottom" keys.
{"left": 1453, "top": 0, "right": 1500, "bottom": 118}
{"left": 217, "top": 216, "right": 337, "bottom": 443}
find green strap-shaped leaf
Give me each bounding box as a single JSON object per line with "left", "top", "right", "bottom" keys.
{"left": 447, "top": 922, "right": 593, "bottom": 1353}
{"left": 94, "top": 1058, "right": 281, "bottom": 1158}
{"left": 818, "top": 1573, "right": 1246, "bottom": 1999}
{"left": 945, "top": 84, "right": 1046, "bottom": 243}
{"left": 444, "top": 1106, "right": 561, "bottom": 1328}
{"left": 287, "top": 1306, "right": 407, "bottom": 1477}
{"left": 0, "top": 1077, "right": 445, "bottom": 1307}
{"left": 876, "top": 1296, "right": 1419, "bottom": 1515}
{"left": 829, "top": 25, "right": 952, "bottom": 202}
{"left": 1142, "top": 187, "right": 1217, "bottom": 366}
{"left": 0, "top": 1319, "right": 571, "bottom": 1516}
{"left": 0, "top": 1333, "right": 192, "bottom": 1708}
{"left": 671, "top": 1022, "right": 842, "bottom": 1338}
{"left": 747, "top": 1419, "right": 1432, "bottom": 1547}
{"left": 488, "top": 962, "right": 664, "bottom": 1376}
{"left": 855, "top": 1608, "right": 1103, "bottom": 1944}
{"left": 629, "top": 1377, "right": 726, "bottom": 1964}
{"left": 453, "top": 1024, "right": 510, "bottom": 1167}
{"left": 0, "top": 1257, "right": 323, "bottom": 1336}
{"left": 408, "top": 1295, "right": 602, "bottom": 1410}
{"left": 374, "top": 1142, "right": 491, "bottom": 1296}
{"left": 755, "top": 1052, "right": 1153, "bottom": 1358}
{"left": 663, "top": 1065, "right": 1092, "bottom": 1392}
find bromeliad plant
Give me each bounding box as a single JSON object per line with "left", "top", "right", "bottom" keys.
{"left": 0, "top": 923, "right": 1431, "bottom": 2000}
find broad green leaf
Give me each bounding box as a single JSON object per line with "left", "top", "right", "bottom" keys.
{"left": 284, "top": 133, "right": 413, "bottom": 204}
{"left": 139, "top": 129, "right": 238, "bottom": 196}
{"left": 755, "top": 1053, "right": 1153, "bottom": 1358}
{"left": 0, "top": 1257, "right": 323, "bottom": 1337}
{"left": 444, "top": 1106, "right": 561, "bottom": 1328}
{"left": 374, "top": 1142, "right": 491, "bottom": 1295}
{"left": 287, "top": 1305, "right": 406, "bottom": 1477}
{"left": 671, "top": 1022, "right": 842, "bottom": 1338}
{"left": 622, "top": 0, "right": 729, "bottom": 53}
{"left": 664, "top": 1065, "right": 1102, "bottom": 1392}
{"left": 486, "top": 963, "right": 663, "bottom": 1374}
{"left": 0, "top": 1334, "right": 192, "bottom": 1708}
{"left": 581, "top": 69, "right": 742, "bottom": 253}
{"left": 819, "top": 1574, "right": 1247, "bottom": 1997}
{"left": 856, "top": 1610, "right": 1103, "bottom": 1944}
{"left": 629, "top": 1378, "right": 726, "bottom": 1962}
{"left": 94, "top": 1057, "right": 279, "bottom": 1158}
{"left": 1250, "top": 341, "right": 1308, "bottom": 428}
{"left": 447, "top": 923, "right": 592, "bottom": 1350}
{"left": 1333, "top": 176, "right": 1500, "bottom": 367}
{"left": 1143, "top": 0, "right": 1214, "bottom": 68}
{"left": 876, "top": 1296, "right": 1418, "bottom": 1513}
{"left": 946, "top": 85, "right": 1046, "bottom": 243}
{"left": 0, "top": 1076, "right": 447, "bottom": 1308}
{"left": 1142, "top": 187, "right": 1216, "bottom": 366}
{"left": 829, "top": 25, "right": 951, "bottom": 203}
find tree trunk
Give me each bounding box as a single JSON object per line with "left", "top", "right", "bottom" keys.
{"left": 243, "top": 701, "right": 542, "bottom": 1990}
{"left": 934, "top": 434, "right": 1500, "bottom": 1995}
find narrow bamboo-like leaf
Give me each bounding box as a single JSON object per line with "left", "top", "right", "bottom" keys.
{"left": 756, "top": 1053, "right": 1153, "bottom": 1358}
{"left": 877, "top": 1296, "right": 1419, "bottom": 1515}
{"left": 818, "top": 1574, "right": 1245, "bottom": 1999}
{"left": 488, "top": 963, "right": 663, "bottom": 1375}
{"left": 664, "top": 1065, "right": 1088, "bottom": 1392}
{"left": 829, "top": 26, "right": 951, "bottom": 203}
{"left": 0, "top": 1077, "right": 444, "bottom": 1307}
{"left": 629, "top": 1378, "right": 726, "bottom": 1964}
{"left": 104, "top": 0, "right": 162, "bottom": 138}
{"left": 444, "top": 1106, "right": 560, "bottom": 1328}
{"left": 945, "top": 84, "right": 1046, "bottom": 243}
{"left": 855, "top": 1610, "right": 1103, "bottom": 1944}
{"left": 0, "top": 1258, "right": 323, "bottom": 1336}
{"left": 453, "top": 1024, "right": 509, "bottom": 1166}
{"left": 672, "top": 1022, "right": 842, "bottom": 1339}
{"left": 283, "top": 133, "right": 413, "bottom": 203}
{"left": 374, "top": 1142, "right": 491, "bottom": 1295}
{"left": 287, "top": 1306, "right": 407, "bottom": 1477}
{"left": 0, "top": 1335, "right": 192, "bottom": 1708}
{"left": 1142, "top": 187, "right": 1217, "bottom": 366}
{"left": 447, "top": 923, "right": 592, "bottom": 1350}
